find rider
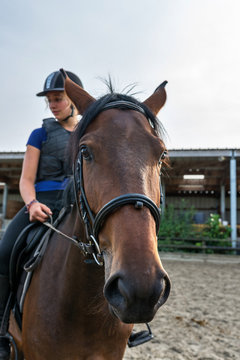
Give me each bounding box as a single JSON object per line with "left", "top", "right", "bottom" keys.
{"left": 0, "top": 70, "right": 83, "bottom": 360}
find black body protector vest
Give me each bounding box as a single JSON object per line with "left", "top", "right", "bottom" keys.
{"left": 36, "top": 118, "right": 71, "bottom": 183}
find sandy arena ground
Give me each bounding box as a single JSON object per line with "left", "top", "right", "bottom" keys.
{"left": 124, "top": 254, "right": 240, "bottom": 360}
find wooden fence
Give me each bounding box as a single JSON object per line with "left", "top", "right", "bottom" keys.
{"left": 1, "top": 231, "right": 240, "bottom": 255}
{"left": 158, "top": 237, "right": 240, "bottom": 254}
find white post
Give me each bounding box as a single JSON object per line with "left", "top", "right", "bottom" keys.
{"left": 220, "top": 184, "right": 226, "bottom": 221}
{"left": 230, "top": 151, "right": 237, "bottom": 248}
{"left": 2, "top": 183, "right": 8, "bottom": 220}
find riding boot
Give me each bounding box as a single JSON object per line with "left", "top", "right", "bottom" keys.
{"left": 0, "top": 275, "right": 11, "bottom": 360}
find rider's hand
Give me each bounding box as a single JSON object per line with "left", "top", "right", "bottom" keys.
{"left": 28, "top": 201, "right": 52, "bottom": 222}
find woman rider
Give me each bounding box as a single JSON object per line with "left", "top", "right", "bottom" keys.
{"left": 0, "top": 70, "right": 83, "bottom": 359}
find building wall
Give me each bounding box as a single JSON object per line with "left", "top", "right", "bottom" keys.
{"left": 0, "top": 192, "right": 24, "bottom": 219}
{"left": 166, "top": 195, "right": 240, "bottom": 224}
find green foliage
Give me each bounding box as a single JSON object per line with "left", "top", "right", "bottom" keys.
{"left": 200, "top": 213, "right": 232, "bottom": 254}
{"left": 203, "top": 213, "right": 231, "bottom": 239}
{"left": 158, "top": 203, "right": 232, "bottom": 254}
{"left": 158, "top": 200, "right": 196, "bottom": 244}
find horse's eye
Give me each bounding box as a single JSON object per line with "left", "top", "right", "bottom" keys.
{"left": 80, "top": 146, "right": 92, "bottom": 161}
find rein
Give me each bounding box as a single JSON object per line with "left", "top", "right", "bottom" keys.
{"left": 43, "top": 216, "right": 99, "bottom": 259}
{"left": 44, "top": 100, "right": 166, "bottom": 266}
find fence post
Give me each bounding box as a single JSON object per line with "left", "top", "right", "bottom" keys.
{"left": 230, "top": 151, "right": 237, "bottom": 249}
{"left": 220, "top": 184, "right": 226, "bottom": 221}
{"left": 0, "top": 182, "right": 8, "bottom": 230}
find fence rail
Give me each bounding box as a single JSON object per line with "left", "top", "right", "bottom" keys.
{"left": 1, "top": 231, "right": 240, "bottom": 254}
{"left": 158, "top": 237, "right": 240, "bottom": 254}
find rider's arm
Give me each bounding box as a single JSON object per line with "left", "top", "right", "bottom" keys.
{"left": 19, "top": 145, "right": 52, "bottom": 222}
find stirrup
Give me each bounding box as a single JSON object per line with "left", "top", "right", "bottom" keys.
{"left": 128, "top": 323, "right": 153, "bottom": 348}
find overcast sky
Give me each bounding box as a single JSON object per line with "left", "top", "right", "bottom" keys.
{"left": 1, "top": 0, "right": 240, "bottom": 151}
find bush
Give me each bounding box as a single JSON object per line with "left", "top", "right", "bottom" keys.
{"left": 158, "top": 204, "right": 232, "bottom": 254}
{"left": 200, "top": 213, "right": 232, "bottom": 253}
{"left": 203, "top": 213, "right": 231, "bottom": 239}
{"left": 158, "top": 200, "right": 198, "bottom": 251}
{"left": 159, "top": 199, "right": 196, "bottom": 240}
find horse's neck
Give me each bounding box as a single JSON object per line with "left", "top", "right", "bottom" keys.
{"left": 57, "top": 244, "right": 105, "bottom": 305}
{"left": 45, "top": 207, "right": 105, "bottom": 306}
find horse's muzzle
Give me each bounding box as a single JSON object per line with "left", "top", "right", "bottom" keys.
{"left": 103, "top": 270, "right": 171, "bottom": 323}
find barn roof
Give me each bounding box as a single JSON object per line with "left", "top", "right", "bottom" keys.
{"left": 0, "top": 149, "right": 239, "bottom": 193}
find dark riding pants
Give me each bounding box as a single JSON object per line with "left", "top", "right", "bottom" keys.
{"left": 0, "top": 191, "right": 64, "bottom": 276}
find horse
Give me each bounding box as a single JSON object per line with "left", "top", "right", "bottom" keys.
{"left": 9, "top": 71, "right": 171, "bottom": 360}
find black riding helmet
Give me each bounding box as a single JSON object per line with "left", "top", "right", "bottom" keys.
{"left": 36, "top": 70, "right": 83, "bottom": 96}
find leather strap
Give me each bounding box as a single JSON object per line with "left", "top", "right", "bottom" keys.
{"left": 93, "top": 193, "right": 161, "bottom": 239}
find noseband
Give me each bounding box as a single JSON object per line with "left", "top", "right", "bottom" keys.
{"left": 73, "top": 101, "right": 166, "bottom": 266}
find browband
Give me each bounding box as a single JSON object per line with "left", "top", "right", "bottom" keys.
{"left": 102, "top": 101, "right": 146, "bottom": 115}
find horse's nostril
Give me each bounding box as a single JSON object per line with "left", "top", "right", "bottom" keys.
{"left": 104, "top": 271, "right": 171, "bottom": 323}
{"left": 157, "top": 273, "right": 171, "bottom": 307}
{"left": 104, "top": 275, "right": 126, "bottom": 309}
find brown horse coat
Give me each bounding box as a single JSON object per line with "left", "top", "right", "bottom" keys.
{"left": 10, "top": 75, "right": 170, "bottom": 360}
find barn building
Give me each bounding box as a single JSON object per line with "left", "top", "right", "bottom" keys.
{"left": 0, "top": 149, "right": 240, "bottom": 245}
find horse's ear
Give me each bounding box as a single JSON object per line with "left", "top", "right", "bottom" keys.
{"left": 142, "top": 81, "right": 167, "bottom": 116}
{"left": 60, "top": 69, "right": 96, "bottom": 115}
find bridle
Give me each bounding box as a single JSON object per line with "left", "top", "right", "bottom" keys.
{"left": 44, "top": 100, "right": 166, "bottom": 266}
{"left": 72, "top": 100, "right": 166, "bottom": 266}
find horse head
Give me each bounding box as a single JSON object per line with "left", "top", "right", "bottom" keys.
{"left": 62, "top": 70, "right": 170, "bottom": 324}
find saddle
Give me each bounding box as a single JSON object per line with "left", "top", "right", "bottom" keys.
{"left": 7, "top": 207, "right": 68, "bottom": 331}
